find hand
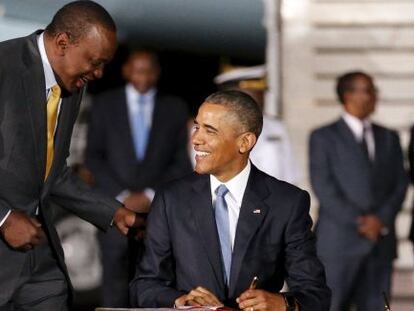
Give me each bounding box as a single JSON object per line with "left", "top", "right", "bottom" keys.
{"left": 123, "top": 192, "right": 151, "bottom": 213}
{"left": 112, "top": 206, "right": 145, "bottom": 236}
{"left": 237, "top": 289, "right": 289, "bottom": 311}
{"left": 358, "top": 215, "right": 383, "bottom": 242}
{"left": 175, "top": 286, "right": 223, "bottom": 307}
{"left": 0, "top": 210, "right": 45, "bottom": 251}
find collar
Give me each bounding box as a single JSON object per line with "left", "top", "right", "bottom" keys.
{"left": 125, "top": 83, "right": 156, "bottom": 101}
{"left": 37, "top": 32, "right": 57, "bottom": 91}
{"left": 342, "top": 112, "right": 371, "bottom": 138}
{"left": 210, "top": 161, "right": 251, "bottom": 206}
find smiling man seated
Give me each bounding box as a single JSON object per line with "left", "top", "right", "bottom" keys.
{"left": 130, "top": 90, "right": 331, "bottom": 311}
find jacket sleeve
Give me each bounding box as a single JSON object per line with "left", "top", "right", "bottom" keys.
{"left": 284, "top": 190, "right": 331, "bottom": 311}
{"left": 375, "top": 132, "right": 408, "bottom": 227}
{"left": 130, "top": 190, "right": 186, "bottom": 307}
{"left": 49, "top": 164, "right": 121, "bottom": 231}
{"left": 309, "top": 130, "right": 361, "bottom": 226}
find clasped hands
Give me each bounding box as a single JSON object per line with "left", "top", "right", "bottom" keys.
{"left": 175, "top": 287, "right": 289, "bottom": 311}
{"left": 357, "top": 214, "right": 384, "bottom": 242}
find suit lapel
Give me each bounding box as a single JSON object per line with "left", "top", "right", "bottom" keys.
{"left": 371, "top": 124, "right": 382, "bottom": 167}
{"left": 229, "top": 166, "right": 269, "bottom": 296}
{"left": 190, "top": 175, "right": 226, "bottom": 292}
{"left": 21, "top": 32, "right": 47, "bottom": 183}
{"left": 337, "top": 119, "right": 360, "bottom": 150}
{"left": 337, "top": 118, "right": 372, "bottom": 165}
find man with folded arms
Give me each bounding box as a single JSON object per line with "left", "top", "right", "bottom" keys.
{"left": 131, "top": 91, "right": 330, "bottom": 311}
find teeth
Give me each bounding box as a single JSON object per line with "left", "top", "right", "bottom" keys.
{"left": 196, "top": 151, "right": 209, "bottom": 157}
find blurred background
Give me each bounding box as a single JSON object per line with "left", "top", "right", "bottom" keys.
{"left": 1, "top": 0, "right": 414, "bottom": 310}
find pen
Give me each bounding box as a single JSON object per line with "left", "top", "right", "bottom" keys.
{"left": 382, "top": 292, "right": 391, "bottom": 311}
{"left": 249, "top": 276, "right": 258, "bottom": 289}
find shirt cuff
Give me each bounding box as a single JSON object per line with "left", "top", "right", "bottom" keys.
{"left": 144, "top": 188, "right": 155, "bottom": 202}
{"left": 116, "top": 190, "right": 131, "bottom": 203}
{"left": 0, "top": 210, "right": 12, "bottom": 228}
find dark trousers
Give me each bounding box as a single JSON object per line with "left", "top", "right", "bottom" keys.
{"left": 323, "top": 250, "right": 392, "bottom": 311}
{"left": 1, "top": 238, "right": 68, "bottom": 311}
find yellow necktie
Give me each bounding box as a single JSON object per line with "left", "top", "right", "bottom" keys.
{"left": 45, "top": 84, "right": 61, "bottom": 180}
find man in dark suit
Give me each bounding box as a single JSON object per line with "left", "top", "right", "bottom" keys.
{"left": 131, "top": 90, "right": 330, "bottom": 311}
{"left": 309, "top": 71, "right": 408, "bottom": 311}
{"left": 407, "top": 127, "right": 414, "bottom": 244}
{"left": 85, "top": 50, "right": 192, "bottom": 307}
{"left": 0, "top": 2, "right": 139, "bottom": 310}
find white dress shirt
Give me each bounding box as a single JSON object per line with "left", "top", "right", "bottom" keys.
{"left": 210, "top": 161, "right": 251, "bottom": 250}
{"left": 342, "top": 112, "right": 375, "bottom": 161}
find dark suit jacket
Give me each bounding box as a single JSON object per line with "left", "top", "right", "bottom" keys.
{"left": 131, "top": 165, "right": 331, "bottom": 311}
{"left": 309, "top": 118, "right": 408, "bottom": 262}
{"left": 407, "top": 125, "right": 414, "bottom": 242}
{"left": 0, "top": 31, "right": 120, "bottom": 304}
{"left": 85, "top": 87, "right": 192, "bottom": 197}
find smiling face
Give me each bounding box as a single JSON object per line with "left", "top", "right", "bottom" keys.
{"left": 192, "top": 102, "right": 255, "bottom": 182}
{"left": 48, "top": 25, "right": 117, "bottom": 92}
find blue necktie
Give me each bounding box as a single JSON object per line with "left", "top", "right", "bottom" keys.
{"left": 134, "top": 95, "right": 149, "bottom": 160}
{"left": 215, "top": 184, "right": 232, "bottom": 285}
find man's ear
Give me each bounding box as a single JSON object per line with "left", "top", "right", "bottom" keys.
{"left": 55, "top": 32, "right": 71, "bottom": 56}
{"left": 238, "top": 132, "right": 257, "bottom": 154}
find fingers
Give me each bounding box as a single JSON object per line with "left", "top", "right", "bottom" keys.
{"left": 238, "top": 291, "right": 286, "bottom": 311}
{"left": 113, "top": 207, "right": 136, "bottom": 235}
{"left": 237, "top": 290, "right": 267, "bottom": 311}
{"left": 187, "top": 287, "right": 222, "bottom": 306}
{"left": 0, "top": 211, "right": 47, "bottom": 250}
{"left": 177, "top": 287, "right": 222, "bottom": 307}
{"left": 174, "top": 295, "right": 188, "bottom": 307}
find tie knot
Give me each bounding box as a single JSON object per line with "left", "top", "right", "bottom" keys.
{"left": 51, "top": 84, "right": 61, "bottom": 97}
{"left": 215, "top": 184, "right": 229, "bottom": 198}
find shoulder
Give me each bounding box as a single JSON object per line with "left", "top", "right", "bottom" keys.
{"left": 253, "top": 166, "right": 308, "bottom": 202}
{"left": 157, "top": 172, "right": 202, "bottom": 195}
{"left": 372, "top": 123, "right": 401, "bottom": 146}
{"left": 311, "top": 119, "right": 340, "bottom": 136}
{"left": 0, "top": 34, "right": 31, "bottom": 72}
{"left": 309, "top": 119, "right": 343, "bottom": 146}
{"left": 372, "top": 123, "right": 398, "bottom": 136}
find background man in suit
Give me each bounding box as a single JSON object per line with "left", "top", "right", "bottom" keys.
{"left": 407, "top": 127, "right": 414, "bottom": 246}
{"left": 131, "top": 90, "right": 330, "bottom": 311}
{"left": 0, "top": 1, "right": 139, "bottom": 310}
{"left": 309, "top": 71, "right": 408, "bottom": 311}
{"left": 85, "top": 49, "right": 192, "bottom": 307}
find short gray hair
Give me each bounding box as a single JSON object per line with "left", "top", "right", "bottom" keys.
{"left": 205, "top": 90, "right": 263, "bottom": 138}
